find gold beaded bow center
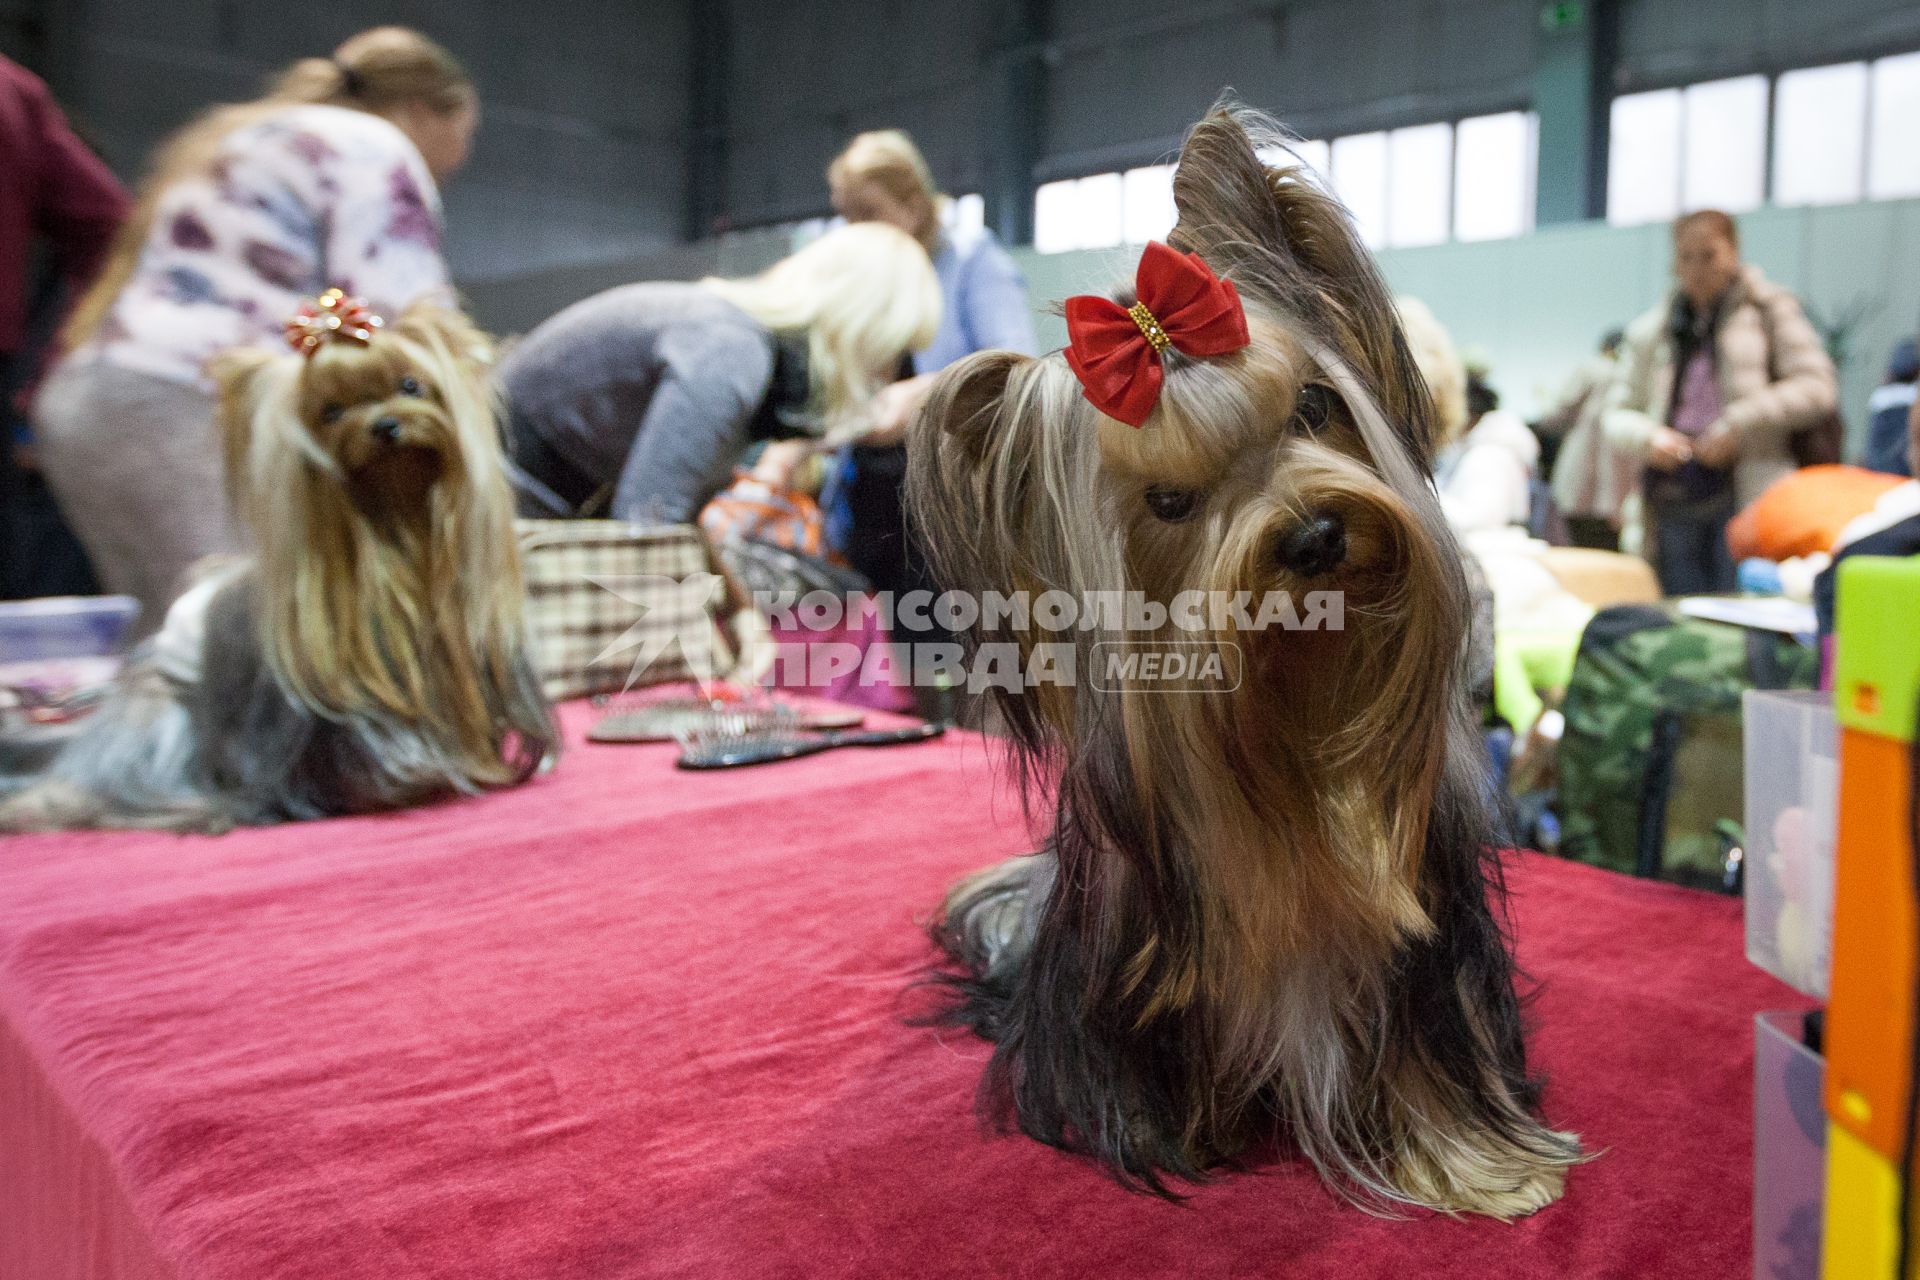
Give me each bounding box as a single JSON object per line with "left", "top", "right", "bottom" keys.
{"left": 285, "top": 288, "right": 384, "bottom": 357}
{"left": 1127, "top": 301, "right": 1172, "bottom": 354}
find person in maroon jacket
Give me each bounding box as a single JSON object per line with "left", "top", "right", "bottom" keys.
{"left": 0, "top": 55, "right": 128, "bottom": 598}
{"left": 0, "top": 55, "right": 126, "bottom": 391}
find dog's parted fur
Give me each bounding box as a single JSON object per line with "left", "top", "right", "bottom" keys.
{"left": 906, "top": 105, "right": 1581, "bottom": 1216}
{"left": 0, "top": 303, "right": 554, "bottom": 832}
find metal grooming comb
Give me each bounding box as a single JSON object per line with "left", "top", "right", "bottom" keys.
{"left": 589, "top": 697, "right": 863, "bottom": 744}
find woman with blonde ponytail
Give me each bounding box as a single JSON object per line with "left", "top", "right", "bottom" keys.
{"left": 33, "top": 26, "right": 477, "bottom": 630}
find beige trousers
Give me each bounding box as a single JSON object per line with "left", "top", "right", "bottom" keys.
{"left": 31, "top": 356, "right": 244, "bottom": 635}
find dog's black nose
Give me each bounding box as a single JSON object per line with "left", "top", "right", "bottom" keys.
{"left": 1278, "top": 513, "right": 1346, "bottom": 577}
{"left": 370, "top": 417, "right": 401, "bottom": 443}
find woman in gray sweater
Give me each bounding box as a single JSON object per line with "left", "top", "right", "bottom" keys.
{"left": 501, "top": 222, "right": 940, "bottom": 525}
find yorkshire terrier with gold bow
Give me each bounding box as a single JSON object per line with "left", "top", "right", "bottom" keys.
{"left": 907, "top": 106, "right": 1581, "bottom": 1216}
{"left": 0, "top": 292, "right": 554, "bottom": 832}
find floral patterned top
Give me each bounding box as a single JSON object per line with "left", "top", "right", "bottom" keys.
{"left": 73, "top": 104, "right": 450, "bottom": 390}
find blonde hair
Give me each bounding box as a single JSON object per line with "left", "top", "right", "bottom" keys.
{"left": 828, "top": 129, "right": 943, "bottom": 251}
{"left": 62, "top": 27, "right": 473, "bottom": 349}
{"left": 1394, "top": 297, "right": 1469, "bottom": 445}
{"left": 703, "top": 222, "right": 941, "bottom": 440}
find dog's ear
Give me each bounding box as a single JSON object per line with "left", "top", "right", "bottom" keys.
{"left": 1170, "top": 104, "right": 1439, "bottom": 463}
{"left": 1169, "top": 107, "right": 1382, "bottom": 314}
{"left": 913, "top": 348, "right": 1027, "bottom": 463}
{"left": 1168, "top": 108, "right": 1289, "bottom": 274}
{"left": 390, "top": 300, "right": 495, "bottom": 374}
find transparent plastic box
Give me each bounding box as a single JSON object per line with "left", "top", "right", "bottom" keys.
{"left": 1753, "top": 1010, "right": 1825, "bottom": 1280}
{"left": 1742, "top": 689, "right": 1838, "bottom": 998}
{"left": 0, "top": 596, "right": 140, "bottom": 663}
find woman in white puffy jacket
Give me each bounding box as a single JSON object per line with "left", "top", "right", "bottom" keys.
{"left": 1395, "top": 298, "right": 1537, "bottom": 535}
{"left": 1439, "top": 371, "right": 1539, "bottom": 534}
{"left": 1396, "top": 299, "right": 1593, "bottom": 735}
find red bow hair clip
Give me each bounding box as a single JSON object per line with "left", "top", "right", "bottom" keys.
{"left": 1063, "top": 241, "right": 1251, "bottom": 427}
{"left": 284, "top": 288, "right": 383, "bottom": 357}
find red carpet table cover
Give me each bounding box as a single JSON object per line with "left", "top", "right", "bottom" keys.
{"left": 1, "top": 701, "right": 1800, "bottom": 1280}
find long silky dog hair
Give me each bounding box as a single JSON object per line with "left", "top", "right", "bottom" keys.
{"left": 0, "top": 299, "right": 554, "bottom": 832}
{"left": 906, "top": 105, "right": 1581, "bottom": 1216}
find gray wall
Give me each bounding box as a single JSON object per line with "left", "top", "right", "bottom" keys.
{"left": 20, "top": 0, "right": 691, "bottom": 292}
{"left": 1618, "top": 0, "right": 1920, "bottom": 90}
{"left": 1041, "top": 0, "right": 1536, "bottom": 176}
{"left": 712, "top": 0, "right": 1545, "bottom": 227}
{"left": 23, "top": 0, "right": 1920, "bottom": 241}
{"left": 0, "top": 0, "right": 34, "bottom": 64}
{"left": 709, "top": 0, "right": 1920, "bottom": 227}
{"left": 15, "top": 0, "right": 1920, "bottom": 345}
{"left": 714, "top": 0, "right": 995, "bottom": 229}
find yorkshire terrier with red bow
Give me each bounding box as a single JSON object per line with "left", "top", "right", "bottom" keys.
{"left": 0, "top": 292, "right": 554, "bottom": 832}
{"left": 907, "top": 106, "right": 1580, "bottom": 1215}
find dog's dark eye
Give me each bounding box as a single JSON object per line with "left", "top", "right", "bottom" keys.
{"left": 398, "top": 376, "right": 422, "bottom": 397}
{"left": 320, "top": 403, "right": 344, "bottom": 424}
{"left": 1144, "top": 486, "right": 1199, "bottom": 523}
{"left": 1293, "top": 384, "right": 1335, "bottom": 434}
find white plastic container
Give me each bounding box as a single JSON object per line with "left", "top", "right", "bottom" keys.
{"left": 1742, "top": 689, "right": 1839, "bottom": 998}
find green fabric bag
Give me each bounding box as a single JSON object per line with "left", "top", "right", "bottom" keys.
{"left": 1556, "top": 604, "right": 1817, "bottom": 891}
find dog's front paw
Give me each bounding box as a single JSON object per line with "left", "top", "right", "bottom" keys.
{"left": 0, "top": 783, "right": 85, "bottom": 833}
{"left": 1390, "top": 1120, "right": 1583, "bottom": 1220}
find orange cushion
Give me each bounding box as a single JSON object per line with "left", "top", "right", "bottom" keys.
{"left": 1727, "top": 465, "right": 1907, "bottom": 562}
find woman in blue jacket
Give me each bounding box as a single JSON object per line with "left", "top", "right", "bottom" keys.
{"left": 817, "top": 130, "right": 1037, "bottom": 605}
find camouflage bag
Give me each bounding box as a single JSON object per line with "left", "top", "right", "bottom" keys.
{"left": 1556, "top": 604, "right": 1816, "bottom": 891}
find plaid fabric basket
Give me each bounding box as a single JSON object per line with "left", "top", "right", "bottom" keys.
{"left": 517, "top": 520, "right": 756, "bottom": 701}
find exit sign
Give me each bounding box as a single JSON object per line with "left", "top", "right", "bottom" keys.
{"left": 1541, "top": 1, "right": 1583, "bottom": 31}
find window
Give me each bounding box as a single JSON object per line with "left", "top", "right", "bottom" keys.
{"left": 1032, "top": 173, "right": 1127, "bottom": 253}
{"left": 1607, "top": 55, "right": 1920, "bottom": 220}
{"left": 1258, "top": 138, "right": 1329, "bottom": 179}
{"left": 1254, "top": 140, "right": 1330, "bottom": 191}
{"left": 1325, "top": 118, "right": 1538, "bottom": 248}
{"left": 1387, "top": 123, "right": 1452, "bottom": 248}
{"left": 1032, "top": 179, "right": 1080, "bottom": 254}
{"left": 1772, "top": 62, "right": 1869, "bottom": 206}
{"left": 1031, "top": 115, "right": 1546, "bottom": 252}
{"left": 1453, "top": 111, "right": 1535, "bottom": 241}
{"left": 1075, "top": 173, "right": 1124, "bottom": 249}
{"left": 1607, "top": 89, "right": 1683, "bottom": 225}
{"left": 1869, "top": 51, "right": 1920, "bottom": 199}
{"left": 1330, "top": 132, "right": 1390, "bottom": 248}
{"left": 945, "top": 193, "right": 985, "bottom": 237}
{"left": 1681, "top": 76, "right": 1767, "bottom": 212}
{"left": 1122, "top": 164, "right": 1176, "bottom": 244}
